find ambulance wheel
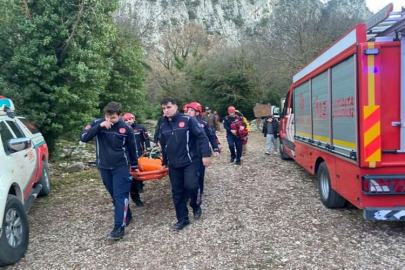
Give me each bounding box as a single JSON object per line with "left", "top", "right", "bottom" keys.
{"left": 279, "top": 144, "right": 292, "bottom": 160}
{"left": 0, "top": 195, "right": 29, "bottom": 266}
{"left": 317, "top": 162, "right": 346, "bottom": 208}
{"left": 38, "top": 161, "right": 51, "bottom": 197}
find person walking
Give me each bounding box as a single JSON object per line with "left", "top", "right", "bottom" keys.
{"left": 262, "top": 115, "right": 279, "bottom": 155}
{"left": 80, "top": 102, "right": 138, "bottom": 240}
{"left": 223, "top": 106, "right": 245, "bottom": 165}
{"left": 159, "top": 98, "right": 211, "bottom": 231}
{"left": 183, "top": 102, "right": 220, "bottom": 211}
{"left": 122, "top": 112, "right": 151, "bottom": 207}
{"left": 202, "top": 107, "right": 220, "bottom": 133}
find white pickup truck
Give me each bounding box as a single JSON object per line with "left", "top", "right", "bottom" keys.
{"left": 0, "top": 96, "right": 51, "bottom": 266}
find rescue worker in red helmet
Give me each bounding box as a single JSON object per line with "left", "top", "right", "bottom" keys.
{"left": 223, "top": 106, "right": 246, "bottom": 165}
{"left": 122, "top": 112, "right": 151, "bottom": 207}
{"left": 184, "top": 102, "right": 221, "bottom": 216}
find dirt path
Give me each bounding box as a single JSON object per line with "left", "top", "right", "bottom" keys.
{"left": 8, "top": 131, "right": 405, "bottom": 269}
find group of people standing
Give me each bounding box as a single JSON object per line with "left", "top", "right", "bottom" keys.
{"left": 80, "top": 98, "right": 277, "bottom": 240}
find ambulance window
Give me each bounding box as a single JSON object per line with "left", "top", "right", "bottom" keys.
{"left": 19, "top": 118, "right": 40, "bottom": 134}
{"left": 6, "top": 121, "right": 25, "bottom": 138}
{"left": 0, "top": 121, "right": 14, "bottom": 154}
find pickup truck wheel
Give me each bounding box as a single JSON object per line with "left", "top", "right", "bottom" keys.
{"left": 38, "top": 161, "right": 51, "bottom": 197}
{"left": 279, "top": 143, "right": 292, "bottom": 160}
{"left": 317, "top": 162, "right": 346, "bottom": 208}
{"left": 0, "top": 195, "right": 29, "bottom": 267}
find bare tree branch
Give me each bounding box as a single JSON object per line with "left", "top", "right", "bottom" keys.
{"left": 59, "top": 0, "right": 85, "bottom": 62}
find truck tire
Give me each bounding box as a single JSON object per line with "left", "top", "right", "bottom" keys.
{"left": 38, "top": 161, "right": 51, "bottom": 197}
{"left": 0, "top": 195, "right": 29, "bottom": 266}
{"left": 317, "top": 162, "right": 346, "bottom": 208}
{"left": 279, "top": 143, "right": 292, "bottom": 160}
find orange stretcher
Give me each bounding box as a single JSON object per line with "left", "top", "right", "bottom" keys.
{"left": 130, "top": 156, "right": 169, "bottom": 181}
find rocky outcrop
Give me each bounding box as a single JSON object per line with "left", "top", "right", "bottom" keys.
{"left": 116, "top": 0, "right": 273, "bottom": 45}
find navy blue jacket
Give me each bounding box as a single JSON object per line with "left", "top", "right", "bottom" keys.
{"left": 197, "top": 118, "right": 219, "bottom": 153}
{"left": 159, "top": 113, "right": 210, "bottom": 168}
{"left": 80, "top": 118, "right": 138, "bottom": 169}
{"left": 130, "top": 122, "right": 151, "bottom": 156}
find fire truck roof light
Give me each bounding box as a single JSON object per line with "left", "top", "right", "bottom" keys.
{"left": 364, "top": 48, "right": 380, "bottom": 55}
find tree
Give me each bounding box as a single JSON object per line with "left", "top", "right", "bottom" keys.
{"left": 0, "top": 0, "right": 147, "bottom": 156}
{"left": 148, "top": 22, "right": 222, "bottom": 104}
{"left": 190, "top": 49, "right": 258, "bottom": 119}
{"left": 100, "top": 26, "right": 147, "bottom": 120}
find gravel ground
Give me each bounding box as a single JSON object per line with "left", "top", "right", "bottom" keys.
{"left": 7, "top": 131, "right": 405, "bottom": 270}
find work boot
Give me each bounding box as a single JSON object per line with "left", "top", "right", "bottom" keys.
{"left": 134, "top": 198, "right": 144, "bottom": 207}
{"left": 193, "top": 206, "right": 202, "bottom": 220}
{"left": 107, "top": 227, "right": 125, "bottom": 240}
{"left": 235, "top": 160, "right": 241, "bottom": 165}
{"left": 172, "top": 219, "right": 190, "bottom": 231}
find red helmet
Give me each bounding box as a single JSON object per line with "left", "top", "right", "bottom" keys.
{"left": 227, "top": 106, "right": 236, "bottom": 113}
{"left": 186, "top": 102, "right": 202, "bottom": 113}
{"left": 122, "top": 112, "right": 135, "bottom": 120}
{"left": 182, "top": 104, "right": 189, "bottom": 112}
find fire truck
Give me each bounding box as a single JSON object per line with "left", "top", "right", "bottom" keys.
{"left": 279, "top": 4, "right": 405, "bottom": 221}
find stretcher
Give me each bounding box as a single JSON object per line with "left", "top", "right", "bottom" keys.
{"left": 129, "top": 147, "right": 169, "bottom": 181}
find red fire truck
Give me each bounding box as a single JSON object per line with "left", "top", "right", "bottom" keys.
{"left": 279, "top": 4, "right": 405, "bottom": 221}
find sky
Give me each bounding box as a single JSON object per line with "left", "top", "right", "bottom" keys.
{"left": 365, "top": 0, "right": 404, "bottom": 13}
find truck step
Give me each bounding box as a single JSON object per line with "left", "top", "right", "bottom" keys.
{"left": 24, "top": 184, "right": 42, "bottom": 212}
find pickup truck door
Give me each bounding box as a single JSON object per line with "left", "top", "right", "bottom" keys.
{"left": 3, "top": 120, "right": 37, "bottom": 192}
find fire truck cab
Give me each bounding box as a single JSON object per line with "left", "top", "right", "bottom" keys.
{"left": 279, "top": 4, "right": 405, "bottom": 221}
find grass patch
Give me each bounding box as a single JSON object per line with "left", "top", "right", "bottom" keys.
{"left": 50, "top": 167, "right": 99, "bottom": 192}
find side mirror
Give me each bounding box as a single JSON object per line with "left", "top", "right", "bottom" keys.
{"left": 8, "top": 138, "right": 32, "bottom": 152}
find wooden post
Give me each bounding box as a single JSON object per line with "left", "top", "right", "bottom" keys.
{"left": 256, "top": 117, "right": 261, "bottom": 130}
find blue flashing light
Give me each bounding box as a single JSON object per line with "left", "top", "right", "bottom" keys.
{"left": 364, "top": 48, "right": 380, "bottom": 55}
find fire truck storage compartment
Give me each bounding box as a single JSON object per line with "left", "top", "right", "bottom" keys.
{"left": 293, "top": 55, "right": 357, "bottom": 161}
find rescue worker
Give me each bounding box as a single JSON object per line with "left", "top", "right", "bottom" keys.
{"left": 223, "top": 106, "right": 246, "bottom": 165}
{"left": 80, "top": 102, "right": 138, "bottom": 240}
{"left": 122, "top": 112, "right": 151, "bottom": 207}
{"left": 159, "top": 98, "right": 211, "bottom": 231}
{"left": 202, "top": 106, "right": 220, "bottom": 133}
{"left": 262, "top": 115, "right": 279, "bottom": 155}
{"left": 183, "top": 102, "right": 220, "bottom": 208}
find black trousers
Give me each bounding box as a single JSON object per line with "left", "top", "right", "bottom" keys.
{"left": 130, "top": 180, "right": 143, "bottom": 200}
{"left": 227, "top": 134, "right": 242, "bottom": 161}
{"left": 169, "top": 162, "right": 200, "bottom": 222}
